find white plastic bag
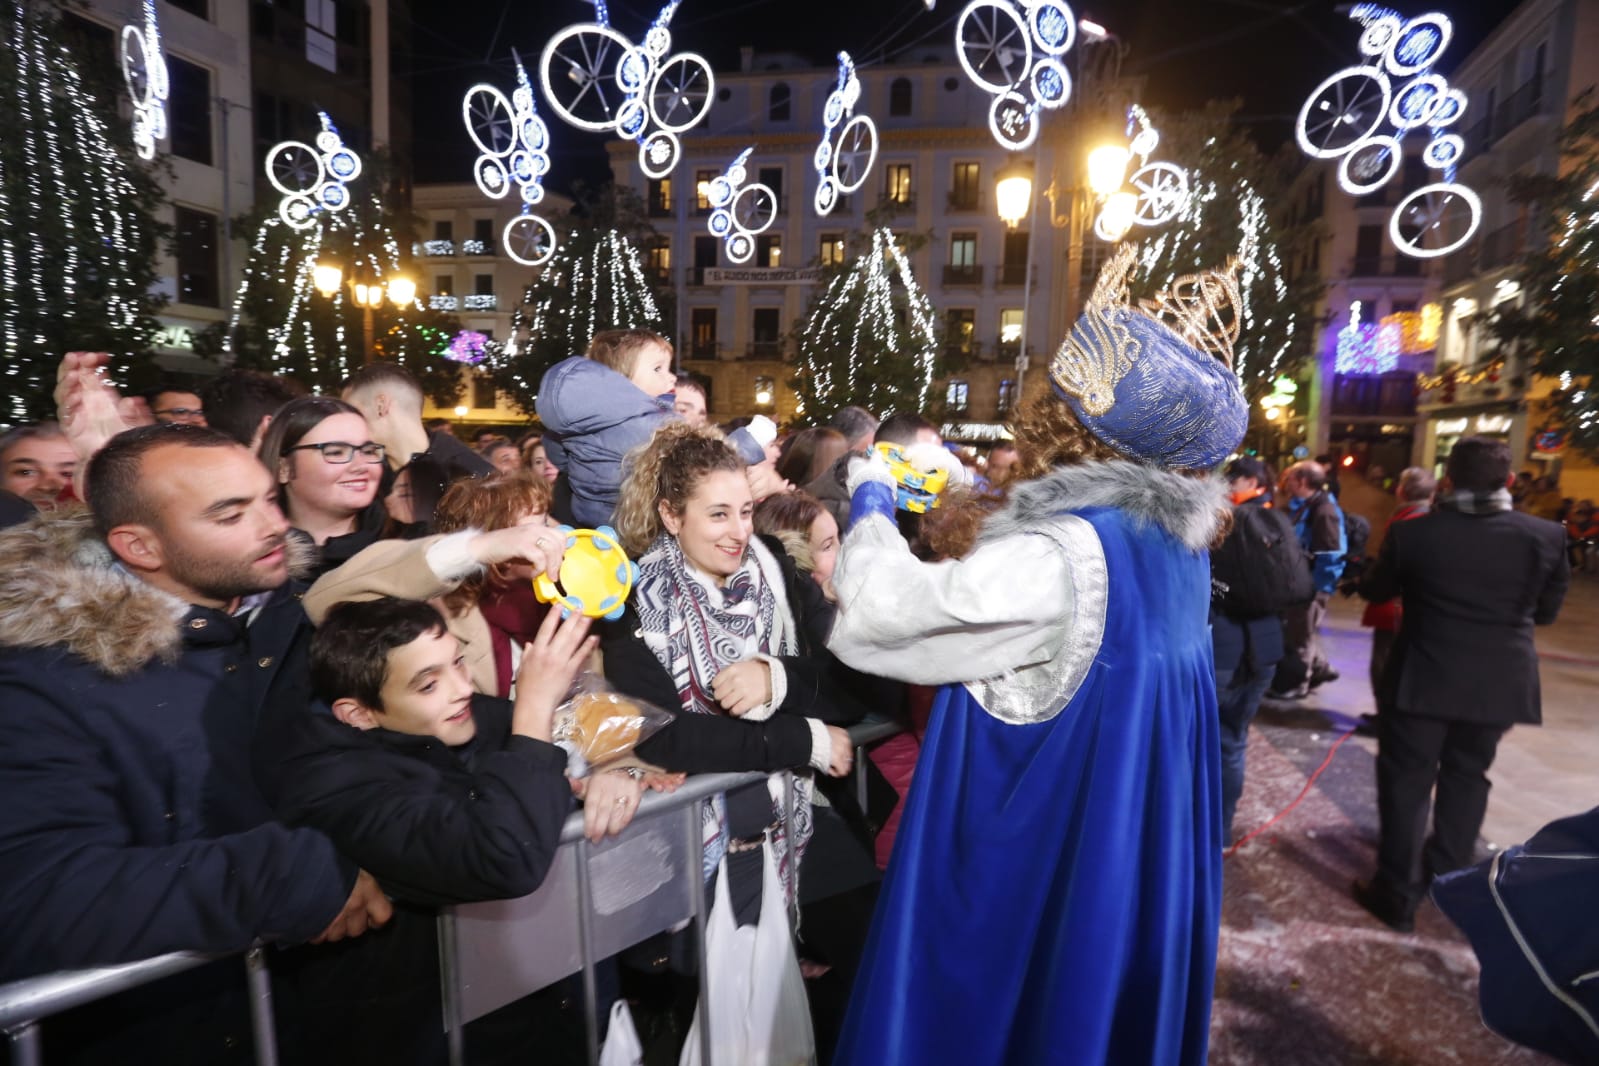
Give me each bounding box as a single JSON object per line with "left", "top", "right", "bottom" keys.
{"left": 599, "top": 999, "right": 645, "bottom": 1066}
{"left": 679, "top": 842, "right": 817, "bottom": 1066}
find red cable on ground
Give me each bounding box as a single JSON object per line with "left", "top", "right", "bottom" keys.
{"left": 1225, "top": 725, "right": 1361, "bottom": 860}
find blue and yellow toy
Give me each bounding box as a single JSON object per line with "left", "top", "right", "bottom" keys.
{"left": 533, "top": 525, "right": 640, "bottom": 621}
{"left": 875, "top": 442, "right": 950, "bottom": 514}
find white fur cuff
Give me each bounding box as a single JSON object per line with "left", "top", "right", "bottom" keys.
{"left": 845, "top": 452, "right": 896, "bottom": 496}
{"left": 805, "top": 717, "right": 832, "bottom": 773}
{"left": 425, "top": 530, "right": 486, "bottom": 582}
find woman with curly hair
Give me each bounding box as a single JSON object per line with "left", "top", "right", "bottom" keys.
{"left": 829, "top": 245, "right": 1249, "bottom": 1066}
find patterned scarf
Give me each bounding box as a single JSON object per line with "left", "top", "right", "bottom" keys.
{"left": 1436, "top": 487, "right": 1513, "bottom": 515}
{"left": 634, "top": 534, "right": 813, "bottom": 901}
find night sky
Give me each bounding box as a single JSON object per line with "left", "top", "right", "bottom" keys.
{"left": 403, "top": 0, "right": 1528, "bottom": 191}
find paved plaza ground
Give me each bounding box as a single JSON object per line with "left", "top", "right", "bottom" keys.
{"left": 1210, "top": 573, "right": 1599, "bottom": 1064}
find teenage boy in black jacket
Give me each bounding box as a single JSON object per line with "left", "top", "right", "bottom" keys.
{"left": 255, "top": 597, "right": 641, "bottom": 1064}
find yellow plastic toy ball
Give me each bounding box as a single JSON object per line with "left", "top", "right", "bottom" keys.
{"left": 532, "top": 525, "right": 640, "bottom": 621}
{"left": 874, "top": 442, "right": 950, "bottom": 514}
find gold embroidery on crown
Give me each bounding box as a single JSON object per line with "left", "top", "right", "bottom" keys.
{"left": 1138, "top": 257, "right": 1243, "bottom": 371}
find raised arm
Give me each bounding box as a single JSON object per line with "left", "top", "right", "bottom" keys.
{"left": 827, "top": 477, "right": 1080, "bottom": 685}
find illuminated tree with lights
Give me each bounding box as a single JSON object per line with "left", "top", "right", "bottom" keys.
{"left": 791, "top": 227, "right": 944, "bottom": 422}
{"left": 1485, "top": 98, "right": 1599, "bottom": 460}
{"left": 494, "top": 226, "right": 666, "bottom": 414}
{"left": 222, "top": 172, "right": 462, "bottom": 403}
{"left": 1120, "top": 102, "right": 1322, "bottom": 402}
{"left": 0, "top": 1, "right": 167, "bottom": 425}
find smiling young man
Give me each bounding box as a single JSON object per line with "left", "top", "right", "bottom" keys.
{"left": 0, "top": 421, "right": 80, "bottom": 509}
{"left": 0, "top": 424, "right": 389, "bottom": 1063}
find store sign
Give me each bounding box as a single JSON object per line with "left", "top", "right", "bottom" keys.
{"left": 1435, "top": 418, "right": 1469, "bottom": 435}
{"left": 1475, "top": 414, "right": 1513, "bottom": 434}
{"left": 704, "top": 267, "right": 822, "bottom": 285}
{"left": 154, "top": 325, "right": 195, "bottom": 351}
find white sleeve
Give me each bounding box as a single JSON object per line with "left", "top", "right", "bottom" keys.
{"left": 827, "top": 512, "right": 1074, "bottom": 685}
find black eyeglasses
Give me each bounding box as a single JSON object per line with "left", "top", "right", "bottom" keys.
{"left": 287, "top": 441, "right": 386, "bottom": 464}
{"left": 153, "top": 407, "right": 204, "bottom": 420}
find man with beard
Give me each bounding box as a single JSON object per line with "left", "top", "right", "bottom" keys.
{"left": 0, "top": 423, "right": 389, "bottom": 1064}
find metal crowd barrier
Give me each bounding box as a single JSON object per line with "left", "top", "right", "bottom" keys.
{"left": 0, "top": 715, "right": 905, "bottom": 1065}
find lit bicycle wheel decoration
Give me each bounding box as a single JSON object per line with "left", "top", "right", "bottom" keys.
{"left": 813, "top": 53, "right": 879, "bottom": 216}
{"left": 954, "top": 0, "right": 1075, "bottom": 151}
{"left": 707, "top": 148, "right": 777, "bottom": 264}
{"left": 120, "top": 0, "right": 169, "bottom": 160}
{"left": 265, "top": 112, "right": 361, "bottom": 231}
{"left": 464, "top": 51, "right": 558, "bottom": 267}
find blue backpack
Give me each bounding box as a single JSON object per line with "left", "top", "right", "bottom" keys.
{"left": 1432, "top": 808, "right": 1599, "bottom": 1064}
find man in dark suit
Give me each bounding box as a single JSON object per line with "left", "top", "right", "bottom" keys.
{"left": 1355, "top": 436, "right": 1569, "bottom": 931}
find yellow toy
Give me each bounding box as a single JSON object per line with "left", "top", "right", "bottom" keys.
{"left": 875, "top": 442, "right": 950, "bottom": 514}
{"left": 532, "top": 525, "right": 640, "bottom": 621}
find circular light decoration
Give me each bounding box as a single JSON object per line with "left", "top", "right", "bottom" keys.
{"left": 1092, "top": 104, "right": 1191, "bottom": 241}
{"left": 464, "top": 51, "right": 558, "bottom": 267}
{"left": 447, "top": 330, "right": 492, "bottom": 365}
{"left": 813, "top": 53, "right": 879, "bottom": 216}
{"left": 954, "top": 0, "right": 1076, "bottom": 151}
{"left": 120, "top": 0, "right": 169, "bottom": 161}
{"left": 707, "top": 147, "right": 776, "bottom": 264}
{"left": 538, "top": 0, "right": 713, "bottom": 180}
{"left": 1294, "top": 3, "right": 1480, "bottom": 258}
{"left": 265, "top": 111, "right": 362, "bottom": 231}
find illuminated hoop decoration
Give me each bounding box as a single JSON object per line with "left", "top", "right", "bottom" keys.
{"left": 813, "top": 52, "right": 879, "bottom": 216}
{"left": 120, "top": 0, "right": 170, "bottom": 161}
{"left": 1295, "top": 3, "right": 1480, "bottom": 258}
{"left": 464, "top": 52, "right": 558, "bottom": 267}
{"left": 954, "top": 0, "right": 1075, "bottom": 151}
{"left": 705, "top": 147, "right": 777, "bottom": 264}
{"left": 1119, "top": 105, "right": 1190, "bottom": 230}
{"left": 264, "top": 111, "right": 363, "bottom": 231}
{"left": 538, "top": 0, "right": 713, "bottom": 180}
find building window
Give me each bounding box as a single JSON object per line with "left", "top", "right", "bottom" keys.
{"left": 468, "top": 218, "right": 494, "bottom": 255}
{"left": 758, "top": 166, "right": 784, "bottom": 209}
{"left": 1354, "top": 224, "right": 1383, "bottom": 275}
{"left": 647, "top": 176, "right": 673, "bottom": 216}
{"left": 166, "top": 0, "right": 207, "bottom": 17}
{"left": 949, "top": 232, "right": 976, "bottom": 267}
{"left": 819, "top": 233, "right": 845, "bottom": 267}
{"left": 173, "top": 206, "right": 219, "bottom": 307}
{"left": 769, "top": 83, "right": 792, "bottom": 121}
{"left": 434, "top": 275, "right": 453, "bottom": 295}
{"left": 951, "top": 162, "right": 980, "bottom": 210}
{"left": 694, "top": 169, "right": 717, "bottom": 213}
{"left": 690, "top": 307, "right": 717, "bottom": 357}
{"left": 945, "top": 379, "right": 969, "bottom": 412}
{"left": 471, "top": 375, "right": 497, "bottom": 410}
{"left": 999, "top": 308, "right": 1024, "bottom": 355}
{"left": 756, "top": 234, "right": 782, "bottom": 268}
{"left": 692, "top": 235, "right": 718, "bottom": 283}
{"left": 885, "top": 163, "right": 913, "bottom": 205}
{"left": 647, "top": 239, "right": 671, "bottom": 284}
{"left": 945, "top": 308, "right": 975, "bottom": 356}
{"left": 1000, "top": 231, "right": 1029, "bottom": 285}
{"left": 752, "top": 308, "right": 782, "bottom": 356}
{"left": 167, "top": 56, "right": 212, "bottom": 165}
{"left": 997, "top": 378, "right": 1017, "bottom": 414}
{"left": 434, "top": 220, "right": 453, "bottom": 242}
{"left": 889, "top": 77, "right": 913, "bottom": 117}
{"left": 474, "top": 274, "right": 493, "bottom": 295}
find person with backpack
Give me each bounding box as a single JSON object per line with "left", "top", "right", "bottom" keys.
{"left": 1269, "top": 460, "right": 1348, "bottom": 700}
{"left": 1210, "top": 457, "right": 1314, "bottom": 841}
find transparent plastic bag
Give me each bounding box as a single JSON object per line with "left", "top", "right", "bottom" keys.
{"left": 552, "top": 673, "right": 674, "bottom": 777}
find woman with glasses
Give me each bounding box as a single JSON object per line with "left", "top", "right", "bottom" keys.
{"left": 258, "top": 397, "right": 388, "bottom": 577}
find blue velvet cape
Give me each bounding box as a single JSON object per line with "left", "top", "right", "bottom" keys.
{"left": 833, "top": 506, "right": 1223, "bottom": 1066}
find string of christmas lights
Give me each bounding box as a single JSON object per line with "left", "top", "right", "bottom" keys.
{"left": 796, "top": 228, "right": 939, "bottom": 415}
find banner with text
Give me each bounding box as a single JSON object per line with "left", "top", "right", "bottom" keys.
{"left": 704, "top": 267, "right": 823, "bottom": 285}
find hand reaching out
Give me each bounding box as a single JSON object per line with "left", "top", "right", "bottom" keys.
{"left": 472, "top": 523, "right": 566, "bottom": 581}
{"left": 511, "top": 606, "right": 596, "bottom": 740}
{"left": 578, "top": 769, "right": 647, "bottom": 842}
{"left": 54, "top": 353, "right": 142, "bottom": 487}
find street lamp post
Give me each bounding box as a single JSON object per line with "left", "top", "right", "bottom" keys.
{"left": 312, "top": 259, "right": 416, "bottom": 364}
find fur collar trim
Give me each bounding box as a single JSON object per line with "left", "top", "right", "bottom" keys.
{"left": 0, "top": 508, "right": 315, "bottom": 676}
{"left": 979, "top": 460, "right": 1229, "bottom": 552}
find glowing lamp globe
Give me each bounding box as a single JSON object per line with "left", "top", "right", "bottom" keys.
{"left": 1098, "top": 191, "right": 1138, "bottom": 242}
{"left": 995, "top": 163, "right": 1033, "bottom": 228}
{"left": 755, "top": 387, "right": 773, "bottom": 405}
{"left": 312, "top": 260, "right": 344, "bottom": 297}
{"left": 1087, "top": 144, "right": 1131, "bottom": 197}
{"left": 385, "top": 275, "right": 417, "bottom": 307}
{"left": 352, "top": 281, "right": 383, "bottom": 309}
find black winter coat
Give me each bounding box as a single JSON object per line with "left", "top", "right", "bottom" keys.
{"left": 0, "top": 516, "right": 352, "bottom": 985}
{"left": 1360, "top": 506, "right": 1569, "bottom": 726}
{"left": 255, "top": 695, "right": 573, "bottom": 906}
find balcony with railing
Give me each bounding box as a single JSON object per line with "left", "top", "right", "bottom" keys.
{"left": 420, "top": 239, "right": 455, "bottom": 257}
{"left": 462, "top": 293, "right": 498, "bottom": 311}
{"left": 1443, "top": 241, "right": 1480, "bottom": 286}
{"left": 947, "top": 190, "right": 983, "bottom": 213}
{"left": 996, "top": 263, "right": 1029, "bottom": 286}
{"left": 747, "top": 340, "right": 785, "bottom": 359}
{"left": 1480, "top": 220, "right": 1529, "bottom": 270}
{"left": 1463, "top": 76, "right": 1553, "bottom": 156}
{"left": 647, "top": 197, "right": 674, "bottom": 219}
{"left": 941, "top": 264, "right": 983, "bottom": 286}
{"left": 460, "top": 238, "right": 493, "bottom": 257}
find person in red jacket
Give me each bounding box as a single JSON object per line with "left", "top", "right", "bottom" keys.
{"left": 1360, "top": 467, "right": 1437, "bottom": 710}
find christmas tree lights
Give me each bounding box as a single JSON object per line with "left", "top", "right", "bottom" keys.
{"left": 794, "top": 228, "right": 940, "bottom": 417}
{"left": 492, "top": 228, "right": 664, "bottom": 412}
{"left": 1, "top": 1, "right": 165, "bottom": 425}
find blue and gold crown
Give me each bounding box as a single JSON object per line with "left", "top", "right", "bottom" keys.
{"left": 1049, "top": 243, "right": 1248, "bottom": 469}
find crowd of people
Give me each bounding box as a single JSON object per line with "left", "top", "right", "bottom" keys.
{"left": 0, "top": 290, "right": 1581, "bottom": 1065}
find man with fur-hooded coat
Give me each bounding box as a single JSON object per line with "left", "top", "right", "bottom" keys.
{"left": 0, "top": 418, "right": 387, "bottom": 1062}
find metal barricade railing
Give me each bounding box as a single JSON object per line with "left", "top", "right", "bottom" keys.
{"left": 0, "top": 715, "right": 905, "bottom": 1066}
{"left": 0, "top": 946, "right": 278, "bottom": 1066}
